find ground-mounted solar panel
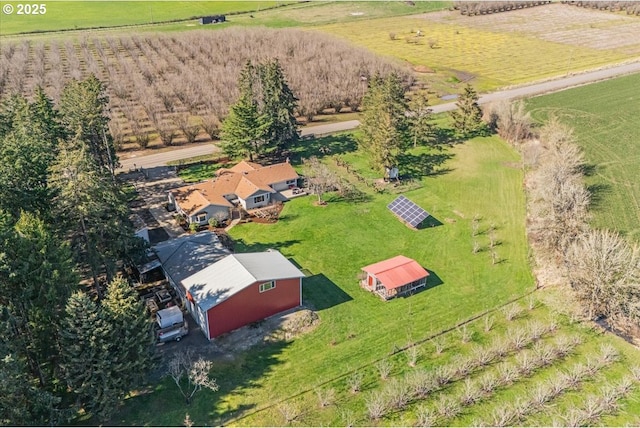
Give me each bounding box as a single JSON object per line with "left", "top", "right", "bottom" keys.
{"left": 387, "top": 195, "right": 430, "bottom": 228}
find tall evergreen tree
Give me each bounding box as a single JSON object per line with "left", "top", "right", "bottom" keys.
{"left": 358, "top": 73, "right": 409, "bottom": 172}
{"left": 408, "top": 90, "right": 436, "bottom": 148}
{"left": 259, "top": 59, "right": 299, "bottom": 153}
{"left": 102, "top": 275, "right": 156, "bottom": 392}
{"left": 450, "top": 84, "right": 484, "bottom": 137}
{"left": 49, "top": 133, "right": 143, "bottom": 298}
{"left": 59, "top": 75, "right": 118, "bottom": 178}
{"left": 0, "top": 211, "right": 78, "bottom": 389}
{"left": 0, "top": 93, "right": 59, "bottom": 218}
{"left": 220, "top": 62, "right": 267, "bottom": 161}
{"left": 60, "top": 292, "right": 119, "bottom": 422}
{"left": 0, "top": 338, "right": 66, "bottom": 426}
{"left": 221, "top": 59, "right": 299, "bottom": 160}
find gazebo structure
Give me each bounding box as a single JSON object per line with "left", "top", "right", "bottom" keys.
{"left": 360, "top": 255, "right": 429, "bottom": 300}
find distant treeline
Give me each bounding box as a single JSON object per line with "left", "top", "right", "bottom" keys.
{"left": 453, "top": 1, "right": 552, "bottom": 16}
{"left": 454, "top": 0, "right": 640, "bottom": 16}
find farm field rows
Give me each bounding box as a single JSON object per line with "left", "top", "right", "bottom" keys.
{"left": 526, "top": 72, "right": 640, "bottom": 242}
{"left": 314, "top": 4, "right": 640, "bottom": 93}
{"left": 0, "top": 1, "right": 285, "bottom": 36}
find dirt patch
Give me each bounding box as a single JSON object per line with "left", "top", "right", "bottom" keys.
{"left": 413, "top": 64, "right": 435, "bottom": 73}
{"left": 151, "top": 307, "right": 320, "bottom": 381}
{"left": 215, "top": 308, "right": 320, "bottom": 353}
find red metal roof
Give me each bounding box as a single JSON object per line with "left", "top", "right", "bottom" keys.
{"left": 361, "top": 255, "right": 429, "bottom": 290}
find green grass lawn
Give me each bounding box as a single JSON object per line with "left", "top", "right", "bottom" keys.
{"left": 526, "top": 72, "right": 640, "bottom": 242}
{"left": 115, "top": 130, "right": 537, "bottom": 425}
{"left": 0, "top": 1, "right": 285, "bottom": 35}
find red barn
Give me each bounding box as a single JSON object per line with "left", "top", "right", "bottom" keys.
{"left": 361, "top": 255, "right": 429, "bottom": 300}
{"left": 181, "top": 250, "right": 305, "bottom": 339}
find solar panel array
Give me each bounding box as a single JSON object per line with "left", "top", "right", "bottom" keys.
{"left": 387, "top": 195, "right": 430, "bottom": 228}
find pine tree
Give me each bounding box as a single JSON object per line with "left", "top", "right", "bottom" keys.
{"left": 59, "top": 75, "right": 118, "bottom": 178}
{"left": 259, "top": 59, "right": 299, "bottom": 154}
{"left": 102, "top": 275, "right": 156, "bottom": 392}
{"left": 0, "top": 339, "right": 66, "bottom": 426}
{"left": 408, "top": 90, "right": 436, "bottom": 148}
{"left": 221, "top": 62, "right": 267, "bottom": 161}
{"left": 358, "top": 73, "right": 409, "bottom": 172}
{"left": 49, "top": 133, "right": 145, "bottom": 298}
{"left": 60, "top": 291, "right": 120, "bottom": 421}
{"left": 0, "top": 211, "right": 78, "bottom": 390}
{"left": 0, "top": 94, "right": 58, "bottom": 218}
{"left": 450, "top": 84, "right": 484, "bottom": 137}
{"left": 221, "top": 60, "right": 299, "bottom": 160}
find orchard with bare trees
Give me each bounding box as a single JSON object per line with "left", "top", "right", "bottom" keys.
{"left": 454, "top": 1, "right": 552, "bottom": 16}
{"left": 0, "top": 28, "right": 411, "bottom": 150}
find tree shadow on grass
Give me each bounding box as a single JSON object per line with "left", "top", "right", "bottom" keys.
{"left": 290, "top": 134, "right": 358, "bottom": 163}
{"left": 111, "top": 338, "right": 291, "bottom": 426}
{"left": 398, "top": 151, "right": 454, "bottom": 179}
{"left": 232, "top": 238, "right": 301, "bottom": 253}
{"left": 303, "top": 273, "right": 353, "bottom": 311}
{"left": 587, "top": 182, "right": 611, "bottom": 211}
{"left": 326, "top": 189, "right": 373, "bottom": 204}
{"left": 207, "top": 339, "right": 291, "bottom": 425}
{"left": 434, "top": 127, "right": 461, "bottom": 146}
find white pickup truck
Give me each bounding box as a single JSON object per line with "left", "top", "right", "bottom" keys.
{"left": 156, "top": 306, "right": 188, "bottom": 342}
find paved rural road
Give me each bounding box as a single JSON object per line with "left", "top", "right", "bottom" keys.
{"left": 117, "top": 120, "right": 361, "bottom": 172}
{"left": 118, "top": 61, "right": 640, "bottom": 172}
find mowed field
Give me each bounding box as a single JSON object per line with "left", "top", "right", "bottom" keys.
{"left": 0, "top": 1, "right": 446, "bottom": 36}
{"left": 0, "top": 1, "right": 284, "bottom": 35}
{"left": 314, "top": 3, "right": 640, "bottom": 93}
{"left": 114, "top": 132, "right": 640, "bottom": 426}
{"left": 115, "top": 133, "right": 536, "bottom": 425}
{"left": 527, "top": 72, "right": 640, "bottom": 242}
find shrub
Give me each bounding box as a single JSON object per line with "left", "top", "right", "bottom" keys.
{"left": 315, "top": 387, "right": 335, "bottom": 408}
{"left": 347, "top": 371, "right": 363, "bottom": 393}
{"left": 415, "top": 405, "right": 437, "bottom": 427}
{"left": 375, "top": 359, "right": 392, "bottom": 381}
{"left": 434, "top": 396, "right": 461, "bottom": 420}
{"left": 405, "top": 369, "right": 437, "bottom": 399}
{"left": 478, "top": 372, "right": 499, "bottom": 394}
{"left": 459, "top": 378, "right": 483, "bottom": 406}
{"left": 405, "top": 346, "right": 420, "bottom": 367}
{"left": 503, "top": 303, "right": 524, "bottom": 321}
{"left": 365, "top": 391, "right": 388, "bottom": 420}
{"left": 383, "top": 378, "right": 410, "bottom": 410}
{"left": 483, "top": 314, "right": 494, "bottom": 332}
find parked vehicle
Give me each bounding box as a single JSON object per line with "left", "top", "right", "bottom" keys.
{"left": 156, "top": 306, "right": 188, "bottom": 342}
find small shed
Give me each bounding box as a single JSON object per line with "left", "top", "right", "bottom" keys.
{"left": 200, "top": 14, "right": 226, "bottom": 25}
{"left": 361, "top": 255, "right": 429, "bottom": 300}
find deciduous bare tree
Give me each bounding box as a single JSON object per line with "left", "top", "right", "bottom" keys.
{"left": 303, "top": 156, "right": 340, "bottom": 204}
{"left": 168, "top": 349, "right": 218, "bottom": 405}
{"left": 566, "top": 229, "right": 640, "bottom": 326}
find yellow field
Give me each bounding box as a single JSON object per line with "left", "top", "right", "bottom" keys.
{"left": 313, "top": 13, "right": 636, "bottom": 93}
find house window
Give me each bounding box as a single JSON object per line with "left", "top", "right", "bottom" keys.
{"left": 259, "top": 281, "right": 275, "bottom": 293}
{"left": 196, "top": 213, "right": 207, "bottom": 223}
{"left": 286, "top": 179, "right": 297, "bottom": 185}
{"left": 254, "top": 194, "right": 266, "bottom": 203}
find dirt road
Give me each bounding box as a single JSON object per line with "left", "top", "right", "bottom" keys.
{"left": 117, "top": 61, "right": 640, "bottom": 172}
